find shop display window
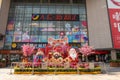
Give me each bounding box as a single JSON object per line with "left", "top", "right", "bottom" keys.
{"left": 5, "top": 0, "right": 87, "bottom": 49}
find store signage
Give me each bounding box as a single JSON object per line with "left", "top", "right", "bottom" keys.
{"left": 107, "top": 0, "right": 120, "bottom": 48}
{"left": 11, "top": 43, "right": 17, "bottom": 48}
{"left": 32, "top": 14, "right": 79, "bottom": 21}
{"left": 10, "top": 50, "right": 22, "bottom": 53}
{"left": 11, "top": 42, "right": 48, "bottom": 50}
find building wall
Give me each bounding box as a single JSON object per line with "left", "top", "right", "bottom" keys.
{"left": 0, "top": 0, "right": 114, "bottom": 49}
{"left": 0, "top": 0, "right": 2, "bottom": 9}
{"left": 0, "top": 0, "right": 10, "bottom": 48}
{"left": 86, "top": 0, "right": 113, "bottom": 49}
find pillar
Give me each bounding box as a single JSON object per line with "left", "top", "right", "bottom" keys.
{"left": 111, "top": 50, "right": 117, "bottom": 60}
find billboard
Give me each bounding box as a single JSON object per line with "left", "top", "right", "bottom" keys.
{"left": 107, "top": 0, "right": 120, "bottom": 48}
{"left": 32, "top": 14, "right": 79, "bottom": 21}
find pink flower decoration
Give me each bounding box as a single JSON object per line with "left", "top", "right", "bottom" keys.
{"left": 22, "top": 44, "right": 35, "bottom": 57}
{"left": 79, "top": 44, "right": 94, "bottom": 56}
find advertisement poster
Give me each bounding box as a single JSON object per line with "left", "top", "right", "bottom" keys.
{"left": 107, "top": 0, "right": 120, "bottom": 48}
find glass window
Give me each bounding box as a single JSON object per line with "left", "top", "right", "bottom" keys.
{"left": 48, "top": 6, "right": 55, "bottom": 14}
{"left": 41, "top": 31, "right": 48, "bottom": 35}
{"left": 4, "top": 43, "right": 11, "bottom": 49}
{"left": 41, "top": 35, "right": 47, "bottom": 42}
{"left": 31, "top": 21, "right": 40, "bottom": 27}
{"left": 6, "top": 2, "right": 87, "bottom": 48}
{"left": 55, "top": 35, "right": 59, "bottom": 39}
{"left": 56, "top": 6, "right": 63, "bottom": 14}
{"left": 33, "top": 6, "right": 40, "bottom": 13}
{"left": 31, "top": 27, "right": 38, "bottom": 31}
{"left": 14, "top": 29, "right": 22, "bottom": 35}
{"left": 40, "top": 21, "right": 48, "bottom": 27}
{"left": 10, "top": 54, "right": 21, "bottom": 62}
{"left": 37, "top": 44, "right": 43, "bottom": 48}
{"left": 23, "top": 22, "right": 31, "bottom": 27}
{"left": 14, "top": 21, "right": 23, "bottom": 28}
{"left": 79, "top": 8, "right": 86, "bottom": 14}
{"left": 67, "top": 35, "right": 73, "bottom": 42}
{"left": 13, "top": 35, "right": 21, "bottom": 42}
{"left": 63, "top": 6, "right": 71, "bottom": 14}
{"left": 38, "top": 36, "right": 42, "bottom": 42}
{"left": 56, "top": 28, "right": 61, "bottom": 31}
{"left": 7, "top": 21, "right": 14, "bottom": 31}
{"left": 30, "top": 35, "right": 38, "bottom": 42}
{"left": 25, "top": 6, "right": 32, "bottom": 13}
{"left": 72, "top": 6, "right": 79, "bottom": 14}
{"left": 6, "top": 31, "right": 14, "bottom": 35}
{"left": 22, "top": 32, "right": 30, "bottom": 42}
{"left": 64, "top": 22, "right": 72, "bottom": 31}
{"left": 30, "top": 31, "right": 38, "bottom": 35}
{"left": 23, "top": 27, "right": 30, "bottom": 32}
{"left": 80, "top": 14, "right": 86, "bottom": 21}
{"left": 5, "top": 35, "right": 13, "bottom": 42}
{"left": 24, "top": 13, "right": 32, "bottom": 17}
{"left": 40, "top": 6, "right": 48, "bottom": 13}
{"left": 48, "top": 21, "right": 55, "bottom": 27}
{"left": 48, "top": 35, "right": 55, "bottom": 39}
{"left": 47, "top": 27, "right": 55, "bottom": 31}
{"left": 48, "top": 31, "right": 56, "bottom": 35}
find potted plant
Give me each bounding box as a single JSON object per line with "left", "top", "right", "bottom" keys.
{"left": 0, "top": 58, "right": 6, "bottom": 67}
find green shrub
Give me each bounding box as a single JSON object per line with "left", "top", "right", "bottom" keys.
{"left": 110, "top": 60, "right": 120, "bottom": 62}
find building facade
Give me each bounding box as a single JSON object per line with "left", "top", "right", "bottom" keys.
{"left": 0, "top": 0, "right": 120, "bottom": 63}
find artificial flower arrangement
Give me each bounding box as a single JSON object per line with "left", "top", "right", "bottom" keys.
{"left": 14, "top": 38, "right": 101, "bottom": 74}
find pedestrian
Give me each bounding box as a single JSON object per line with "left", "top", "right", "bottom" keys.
{"left": 6, "top": 56, "right": 9, "bottom": 67}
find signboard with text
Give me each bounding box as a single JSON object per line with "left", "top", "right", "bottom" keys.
{"left": 107, "top": 0, "right": 120, "bottom": 48}
{"left": 32, "top": 14, "right": 79, "bottom": 21}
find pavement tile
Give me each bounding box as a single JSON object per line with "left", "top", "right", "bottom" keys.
{"left": 0, "top": 68, "right": 120, "bottom": 80}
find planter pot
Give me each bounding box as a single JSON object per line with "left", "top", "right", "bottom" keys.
{"left": 0, "top": 62, "right": 6, "bottom": 68}
{"left": 118, "top": 62, "right": 120, "bottom": 67}
{"left": 110, "top": 62, "right": 119, "bottom": 67}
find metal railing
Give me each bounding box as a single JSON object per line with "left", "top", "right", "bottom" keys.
{"left": 10, "top": 62, "right": 108, "bottom": 75}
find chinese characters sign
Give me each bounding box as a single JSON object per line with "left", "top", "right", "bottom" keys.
{"left": 32, "top": 14, "right": 79, "bottom": 21}
{"left": 107, "top": 0, "right": 120, "bottom": 48}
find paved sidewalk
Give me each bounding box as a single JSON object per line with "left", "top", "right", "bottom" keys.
{"left": 0, "top": 67, "right": 120, "bottom": 80}
{"left": 104, "top": 63, "right": 120, "bottom": 74}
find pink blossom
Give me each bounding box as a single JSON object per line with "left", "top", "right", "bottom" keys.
{"left": 22, "top": 44, "right": 35, "bottom": 57}
{"left": 79, "top": 44, "right": 94, "bottom": 56}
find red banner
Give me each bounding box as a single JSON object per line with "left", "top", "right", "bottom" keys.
{"left": 107, "top": 0, "right": 120, "bottom": 48}
{"left": 109, "top": 9, "right": 120, "bottom": 48}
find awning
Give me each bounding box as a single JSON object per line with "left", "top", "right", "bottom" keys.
{"left": 94, "top": 50, "right": 110, "bottom": 54}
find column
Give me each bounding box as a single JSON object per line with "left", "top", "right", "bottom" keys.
{"left": 111, "top": 50, "right": 117, "bottom": 60}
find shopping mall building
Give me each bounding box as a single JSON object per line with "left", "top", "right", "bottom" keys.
{"left": 0, "top": 0, "right": 120, "bottom": 63}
